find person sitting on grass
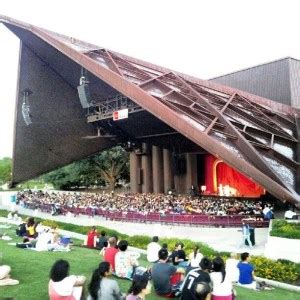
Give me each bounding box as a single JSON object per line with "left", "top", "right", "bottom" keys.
{"left": 146, "top": 236, "right": 161, "bottom": 263}
{"left": 104, "top": 237, "right": 119, "bottom": 273}
{"left": 170, "top": 242, "right": 188, "bottom": 268}
{"left": 83, "top": 226, "right": 98, "bottom": 248}
{"left": 115, "top": 240, "right": 141, "bottom": 280}
{"left": 181, "top": 257, "right": 212, "bottom": 300}
{"left": 87, "top": 261, "right": 123, "bottom": 300}
{"left": 16, "top": 220, "right": 27, "bottom": 237}
{"left": 237, "top": 252, "right": 257, "bottom": 290}
{"left": 152, "top": 248, "right": 185, "bottom": 298}
{"left": 48, "top": 259, "right": 86, "bottom": 300}
{"left": 210, "top": 257, "right": 234, "bottom": 300}
{"left": 126, "top": 273, "right": 152, "bottom": 300}
{"left": 97, "top": 230, "right": 108, "bottom": 250}
{"left": 0, "top": 264, "right": 19, "bottom": 286}
{"left": 188, "top": 245, "right": 204, "bottom": 269}
{"left": 225, "top": 253, "right": 239, "bottom": 283}
{"left": 25, "top": 217, "right": 36, "bottom": 238}
{"left": 194, "top": 282, "right": 212, "bottom": 300}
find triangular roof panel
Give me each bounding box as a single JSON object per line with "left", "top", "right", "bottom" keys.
{"left": 1, "top": 15, "right": 299, "bottom": 206}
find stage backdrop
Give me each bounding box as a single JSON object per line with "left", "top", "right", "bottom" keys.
{"left": 204, "top": 154, "right": 264, "bottom": 197}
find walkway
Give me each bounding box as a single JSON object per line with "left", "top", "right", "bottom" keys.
{"left": 0, "top": 204, "right": 268, "bottom": 255}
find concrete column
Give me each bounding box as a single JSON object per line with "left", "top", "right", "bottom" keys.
{"left": 141, "top": 144, "right": 153, "bottom": 193}
{"left": 163, "top": 148, "right": 174, "bottom": 193}
{"left": 186, "top": 153, "right": 198, "bottom": 191}
{"left": 152, "top": 146, "right": 164, "bottom": 193}
{"left": 296, "top": 118, "right": 300, "bottom": 195}
{"left": 130, "top": 151, "right": 141, "bottom": 193}
{"left": 174, "top": 174, "right": 186, "bottom": 194}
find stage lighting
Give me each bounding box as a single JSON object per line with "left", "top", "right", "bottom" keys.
{"left": 21, "top": 89, "right": 32, "bottom": 125}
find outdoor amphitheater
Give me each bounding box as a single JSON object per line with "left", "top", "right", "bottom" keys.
{"left": 1, "top": 13, "right": 300, "bottom": 300}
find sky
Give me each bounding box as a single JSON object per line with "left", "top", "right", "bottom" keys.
{"left": 0, "top": 0, "right": 300, "bottom": 159}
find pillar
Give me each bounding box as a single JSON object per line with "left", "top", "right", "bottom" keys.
{"left": 141, "top": 143, "right": 153, "bottom": 193}
{"left": 186, "top": 153, "right": 198, "bottom": 190}
{"left": 130, "top": 151, "right": 141, "bottom": 193}
{"left": 163, "top": 148, "right": 174, "bottom": 193}
{"left": 152, "top": 145, "right": 164, "bottom": 193}
{"left": 296, "top": 118, "right": 300, "bottom": 195}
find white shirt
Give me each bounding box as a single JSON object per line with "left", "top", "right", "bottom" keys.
{"left": 51, "top": 275, "right": 77, "bottom": 296}
{"left": 263, "top": 207, "right": 270, "bottom": 215}
{"left": 146, "top": 242, "right": 161, "bottom": 262}
{"left": 210, "top": 272, "right": 233, "bottom": 296}
{"left": 225, "top": 258, "right": 239, "bottom": 282}
{"left": 35, "top": 231, "right": 53, "bottom": 251}
{"left": 188, "top": 252, "right": 204, "bottom": 267}
{"left": 284, "top": 210, "right": 296, "bottom": 219}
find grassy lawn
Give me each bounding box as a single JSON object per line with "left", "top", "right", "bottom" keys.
{"left": 0, "top": 225, "right": 299, "bottom": 299}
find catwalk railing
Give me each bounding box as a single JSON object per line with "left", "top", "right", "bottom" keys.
{"left": 27, "top": 203, "right": 269, "bottom": 227}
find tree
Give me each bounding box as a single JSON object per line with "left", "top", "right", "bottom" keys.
{"left": 0, "top": 157, "right": 12, "bottom": 184}
{"left": 94, "top": 146, "right": 129, "bottom": 190}
{"left": 42, "top": 146, "right": 129, "bottom": 190}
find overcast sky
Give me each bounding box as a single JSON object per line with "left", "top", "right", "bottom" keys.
{"left": 0, "top": 0, "right": 300, "bottom": 159}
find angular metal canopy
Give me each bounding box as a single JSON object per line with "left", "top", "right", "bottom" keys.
{"left": 1, "top": 15, "right": 300, "bottom": 206}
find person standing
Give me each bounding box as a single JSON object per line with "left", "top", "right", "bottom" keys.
{"left": 240, "top": 222, "right": 252, "bottom": 248}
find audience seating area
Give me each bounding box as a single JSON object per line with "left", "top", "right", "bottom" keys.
{"left": 17, "top": 190, "right": 270, "bottom": 227}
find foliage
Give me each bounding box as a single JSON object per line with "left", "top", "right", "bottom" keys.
{"left": 0, "top": 157, "right": 12, "bottom": 184}
{"left": 251, "top": 256, "right": 299, "bottom": 283}
{"left": 270, "top": 219, "right": 300, "bottom": 239}
{"left": 93, "top": 146, "right": 129, "bottom": 190}
{"left": 41, "top": 220, "right": 59, "bottom": 228}
{"left": 1, "top": 226, "right": 299, "bottom": 300}
{"left": 1, "top": 209, "right": 300, "bottom": 285}
{"left": 41, "top": 146, "right": 129, "bottom": 190}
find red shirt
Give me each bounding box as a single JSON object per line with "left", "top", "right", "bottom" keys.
{"left": 87, "top": 231, "right": 97, "bottom": 248}
{"left": 104, "top": 247, "right": 119, "bottom": 272}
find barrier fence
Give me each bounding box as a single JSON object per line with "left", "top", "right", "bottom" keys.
{"left": 25, "top": 203, "right": 269, "bottom": 227}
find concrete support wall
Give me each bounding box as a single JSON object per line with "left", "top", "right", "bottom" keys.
{"left": 163, "top": 149, "right": 174, "bottom": 193}
{"left": 186, "top": 153, "right": 198, "bottom": 190}
{"left": 152, "top": 146, "right": 164, "bottom": 193}
{"left": 130, "top": 148, "right": 199, "bottom": 195}
{"left": 141, "top": 144, "right": 153, "bottom": 193}
{"left": 296, "top": 118, "right": 300, "bottom": 195}
{"left": 130, "top": 152, "right": 141, "bottom": 193}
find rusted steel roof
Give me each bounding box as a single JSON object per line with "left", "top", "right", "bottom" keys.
{"left": 1, "top": 15, "right": 299, "bottom": 206}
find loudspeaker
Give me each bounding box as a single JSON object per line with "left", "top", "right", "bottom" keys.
{"left": 22, "top": 102, "right": 32, "bottom": 125}
{"left": 77, "top": 84, "right": 92, "bottom": 108}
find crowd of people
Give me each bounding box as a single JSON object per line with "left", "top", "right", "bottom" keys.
{"left": 16, "top": 190, "right": 269, "bottom": 217}
{"left": 13, "top": 216, "right": 72, "bottom": 252}
{"left": 47, "top": 230, "right": 265, "bottom": 300}
{"left": 1, "top": 215, "right": 268, "bottom": 299}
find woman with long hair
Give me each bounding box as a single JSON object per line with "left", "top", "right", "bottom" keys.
{"left": 210, "top": 257, "right": 234, "bottom": 300}
{"left": 188, "top": 245, "right": 204, "bottom": 268}
{"left": 126, "top": 274, "right": 151, "bottom": 300}
{"left": 87, "top": 261, "right": 123, "bottom": 300}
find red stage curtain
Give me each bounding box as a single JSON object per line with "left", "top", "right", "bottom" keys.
{"left": 204, "top": 154, "right": 264, "bottom": 197}
{"left": 204, "top": 154, "right": 215, "bottom": 194}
